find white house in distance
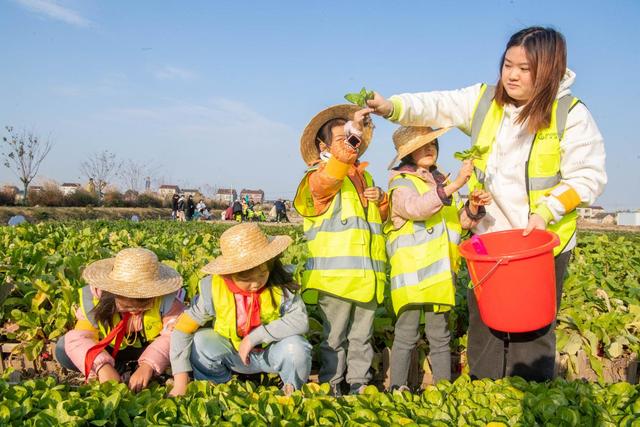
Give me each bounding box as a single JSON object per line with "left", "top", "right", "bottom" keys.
{"left": 60, "top": 183, "right": 81, "bottom": 196}
{"left": 182, "top": 188, "right": 201, "bottom": 198}
{"left": 577, "top": 205, "right": 605, "bottom": 219}
{"left": 617, "top": 211, "right": 640, "bottom": 226}
{"left": 158, "top": 185, "right": 180, "bottom": 198}
{"left": 240, "top": 189, "right": 264, "bottom": 204}
{"left": 213, "top": 188, "right": 237, "bottom": 204}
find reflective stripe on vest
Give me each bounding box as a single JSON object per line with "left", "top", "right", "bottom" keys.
{"left": 468, "top": 84, "right": 580, "bottom": 255}
{"left": 383, "top": 174, "right": 461, "bottom": 315}
{"left": 210, "top": 275, "right": 282, "bottom": 350}
{"left": 293, "top": 169, "right": 387, "bottom": 304}
{"left": 78, "top": 286, "right": 164, "bottom": 348}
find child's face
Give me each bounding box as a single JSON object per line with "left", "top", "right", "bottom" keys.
{"left": 501, "top": 46, "right": 534, "bottom": 106}
{"left": 319, "top": 124, "right": 346, "bottom": 153}
{"left": 115, "top": 296, "right": 154, "bottom": 313}
{"left": 410, "top": 142, "right": 438, "bottom": 169}
{"left": 231, "top": 262, "right": 270, "bottom": 292}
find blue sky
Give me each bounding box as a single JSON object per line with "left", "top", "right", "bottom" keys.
{"left": 1, "top": 0, "right": 638, "bottom": 209}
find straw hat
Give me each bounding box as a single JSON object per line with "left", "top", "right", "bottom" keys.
{"left": 387, "top": 126, "right": 451, "bottom": 170}
{"left": 201, "top": 223, "right": 292, "bottom": 275}
{"left": 300, "top": 104, "right": 374, "bottom": 166}
{"left": 82, "top": 248, "right": 183, "bottom": 298}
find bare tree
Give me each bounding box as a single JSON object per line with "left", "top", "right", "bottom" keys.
{"left": 1, "top": 126, "right": 53, "bottom": 205}
{"left": 119, "top": 159, "right": 160, "bottom": 193}
{"left": 201, "top": 184, "right": 219, "bottom": 198}
{"left": 80, "top": 150, "right": 121, "bottom": 199}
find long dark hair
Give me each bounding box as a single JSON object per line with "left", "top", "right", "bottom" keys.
{"left": 92, "top": 291, "right": 118, "bottom": 329}
{"left": 495, "top": 26, "right": 567, "bottom": 133}
{"left": 92, "top": 291, "right": 153, "bottom": 329}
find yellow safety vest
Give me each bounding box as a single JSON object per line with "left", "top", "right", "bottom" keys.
{"left": 79, "top": 286, "right": 164, "bottom": 348}
{"left": 293, "top": 168, "right": 387, "bottom": 304}
{"left": 210, "top": 275, "right": 283, "bottom": 351}
{"left": 383, "top": 173, "right": 463, "bottom": 315}
{"left": 466, "top": 84, "right": 580, "bottom": 255}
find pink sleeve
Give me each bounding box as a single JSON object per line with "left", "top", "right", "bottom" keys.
{"left": 138, "top": 299, "right": 186, "bottom": 374}
{"left": 392, "top": 185, "right": 444, "bottom": 222}
{"left": 64, "top": 306, "right": 114, "bottom": 376}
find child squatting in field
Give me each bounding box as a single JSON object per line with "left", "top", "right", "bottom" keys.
{"left": 54, "top": 248, "right": 186, "bottom": 391}
{"left": 168, "top": 223, "right": 311, "bottom": 397}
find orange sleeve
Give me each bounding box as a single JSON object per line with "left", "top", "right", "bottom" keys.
{"left": 308, "top": 164, "right": 342, "bottom": 215}
{"left": 377, "top": 192, "right": 389, "bottom": 221}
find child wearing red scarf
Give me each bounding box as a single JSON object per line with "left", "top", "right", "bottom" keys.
{"left": 169, "top": 223, "right": 311, "bottom": 397}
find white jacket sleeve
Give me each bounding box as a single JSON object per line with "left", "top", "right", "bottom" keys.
{"left": 538, "top": 103, "right": 607, "bottom": 222}
{"left": 389, "top": 83, "right": 483, "bottom": 134}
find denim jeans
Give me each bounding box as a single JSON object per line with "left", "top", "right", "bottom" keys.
{"left": 190, "top": 330, "right": 312, "bottom": 390}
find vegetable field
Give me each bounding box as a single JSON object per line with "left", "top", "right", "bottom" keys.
{"left": 0, "top": 220, "right": 638, "bottom": 425}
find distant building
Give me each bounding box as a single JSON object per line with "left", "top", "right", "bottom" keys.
{"left": 182, "top": 189, "right": 201, "bottom": 198}
{"left": 60, "top": 183, "right": 81, "bottom": 196}
{"left": 15, "top": 185, "right": 43, "bottom": 202}
{"left": 617, "top": 211, "right": 640, "bottom": 226}
{"left": 159, "top": 185, "right": 180, "bottom": 198}
{"left": 240, "top": 189, "right": 265, "bottom": 204}
{"left": 1, "top": 185, "right": 19, "bottom": 196}
{"left": 577, "top": 205, "right": 605, "bottom": 219}
{"left": 213, "top": 188, "right": 237, "bottom": 204}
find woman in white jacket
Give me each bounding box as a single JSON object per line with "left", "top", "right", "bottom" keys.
{"left": 369, "top": 27, "right": 606, "bottom": 381}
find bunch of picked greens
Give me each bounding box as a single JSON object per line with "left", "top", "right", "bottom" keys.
{"left": 344, "top": 87, "right": 375, "bottom": 108}
{"left": 454, "top": 145, "right": 489, "bottom": 161}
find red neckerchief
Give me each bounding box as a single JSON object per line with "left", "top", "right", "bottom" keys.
{"left": 222, "top": 277, "right": 265, "bottom": 337}
{"left": 84, "top": 312, "right": 131, "bottom": 381}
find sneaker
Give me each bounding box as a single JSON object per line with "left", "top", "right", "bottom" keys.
{"left": 389, "top": 384, "right": 411, "bottom": 393}
{"left": 282, "top": 384, "right": 295, "bottom": 396}
{"left": 348, "top": 383, "right": 367, "bottom": 395}
{"left": 329, "top": 383, "right": 343, "bottom": 397}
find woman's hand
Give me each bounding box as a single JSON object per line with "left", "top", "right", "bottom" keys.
{"left": 128, "top": 362, "right": 154, "bottom": 392}
{"left": 366, "top": 92, "right": 394, "bottom": 117}
{"left": 97, "top": 364, "right": 121, "bottom": 383}
{"left": 364, "top": 186, "right": 385, "bottom": 203}
{"left": 238, "top": 336, "right": 255, "bottom": 366}
{"left": 168, "top": 372, "right": 190, "bottom": 398}
{"left": 352, "top": 108, "right": 374, "bottom": 132}
{"left": 523, "top": 214, "right": 547, "bottom": 236}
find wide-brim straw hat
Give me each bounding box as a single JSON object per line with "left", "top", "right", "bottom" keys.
{"left": 300, "top": 104, "right": 374, "bottom": 166}
{"left": 387, "top": 126, "right": 451, "bottom": 170}
{"left": 201, "top": 223, "right": 292, "bottom": 275}
{"left": 82, "top": 247, "right": 183, "bottom": 298}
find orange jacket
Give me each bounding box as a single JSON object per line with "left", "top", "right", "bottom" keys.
{"left": 308, "top": 139, "right": 388, "bottom": 219}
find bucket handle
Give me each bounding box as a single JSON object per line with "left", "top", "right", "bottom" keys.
{"left": 468, "top": 257, "right": 508, "bottom": 290}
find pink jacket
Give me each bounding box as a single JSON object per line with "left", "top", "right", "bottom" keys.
{"left": 389, "top": 165, "right": 477, "bottom": 230}
{"left": 64, "top": 286, "right": 185, "bottom": 376}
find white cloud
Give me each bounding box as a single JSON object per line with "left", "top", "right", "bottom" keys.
{"left": 154, "top": 66, "right": 196, "bottom": 81}
{"left": 14, "top": 0, "right": 92, "bottom": 27}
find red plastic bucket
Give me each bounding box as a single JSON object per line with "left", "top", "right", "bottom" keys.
{"left": 459, "top": 229, "right": 560, "bottom": 333}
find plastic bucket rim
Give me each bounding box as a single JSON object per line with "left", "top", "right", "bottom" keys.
{"left": 459, "top": 229, "right": 560, "bottom": 262}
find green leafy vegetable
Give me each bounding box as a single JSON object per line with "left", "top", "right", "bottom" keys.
{"left": 344, "top": 87, "right": 375, "bottom": 107}
{"left": 454, "top": 145, "right": 489, "bottom": 161}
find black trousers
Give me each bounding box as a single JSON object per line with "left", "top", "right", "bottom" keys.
{"left": 466, "top": 251, "right": 571, "bottom": 381}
